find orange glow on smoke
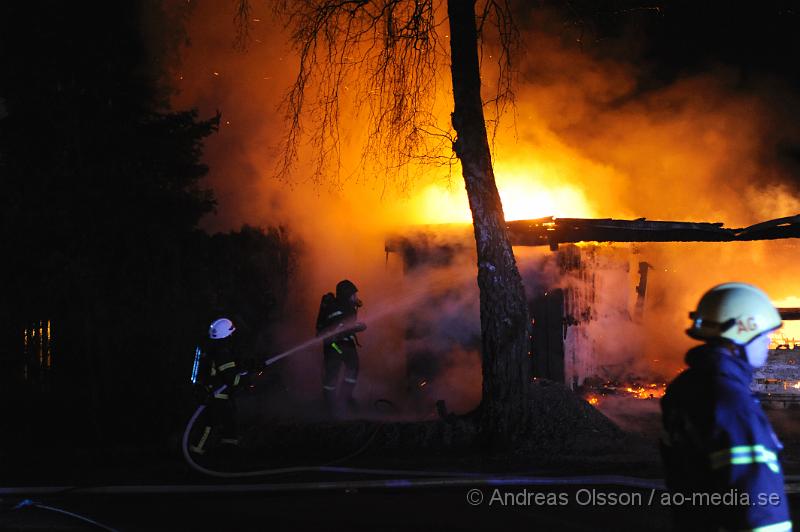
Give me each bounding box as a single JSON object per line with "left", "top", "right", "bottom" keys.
{"left": 173, "top": 2, "right": 800, "bottom": 393}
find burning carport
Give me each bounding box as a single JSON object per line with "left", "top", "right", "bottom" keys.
{"left": 386, "top": 213, "right": 800, "bottom": 407}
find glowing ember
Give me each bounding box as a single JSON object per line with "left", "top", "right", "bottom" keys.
{"left": 622, "top": 383, "right": 667, "bottom": 400}
{"left": 581, "top": 380, "right": 667, "bottom": 403}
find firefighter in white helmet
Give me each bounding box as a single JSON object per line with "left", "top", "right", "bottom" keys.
{"left": 661, "top": 283, "right": 791, "bottom": 531}
{"left": 190, "top": 317, "right": 246, "bottom": 455}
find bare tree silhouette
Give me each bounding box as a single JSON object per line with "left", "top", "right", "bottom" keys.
{"left": 241, "top": 0, "right": 530, "bottom": 446}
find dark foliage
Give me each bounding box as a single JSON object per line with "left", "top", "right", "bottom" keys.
{"left": 0, "top": 1, "right": 295, "bottom": 464}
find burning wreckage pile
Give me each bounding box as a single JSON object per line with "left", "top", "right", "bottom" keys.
{"left": 751, "top": 345, "right": 800, "bottom": 407}
{"left": 579, "top": 377, "right": 667, "bottom": 407}
{"left": 579, "top": 345, "right": 800, "bottom": 410}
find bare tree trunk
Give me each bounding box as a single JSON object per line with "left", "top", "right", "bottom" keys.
{"left": 447, "top": 0, "right": 530, "bottom": 447}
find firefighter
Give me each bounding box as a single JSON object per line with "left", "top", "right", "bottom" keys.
{"left": 190, "top": 317, "right": 246, "bottom": 455}
{"left": 316, "top": 280, "right": 367, "bottom": 417}
{"left": 661, "top": 283, "right": 791, "bottom": 531}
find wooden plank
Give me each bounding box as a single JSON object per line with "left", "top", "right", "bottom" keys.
{"left": 778, "top": 308, "right": 800, "bottom": 321}
{"left": 387, "top": 214, "right": 800, "bottom": 251}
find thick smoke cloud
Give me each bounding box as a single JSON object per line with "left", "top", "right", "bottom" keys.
{"left": 162, "top": 1, "right": 800, "bottom": 416}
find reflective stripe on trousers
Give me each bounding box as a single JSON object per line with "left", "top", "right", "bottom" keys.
{"left": 190, "top": 425, "right": 212, "bottom": 454}
{"left": 217, "top": 361, "right": 236, "bottom": 372}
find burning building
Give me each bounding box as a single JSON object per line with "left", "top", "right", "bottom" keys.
{"left": 386, "top": 214, "right": 800, "bottom": 412}
{"left": 753, "top": 342, "right": 800, "bottom": 408}
{"left": 164, "top": 0, "right": 800, "bottom": 421}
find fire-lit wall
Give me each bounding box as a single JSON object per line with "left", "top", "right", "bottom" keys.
{"left": 525, "top": 243, "right": 645, "bottom": 390}
{"left": 392, "top": 235, "right": 800, "bottom": 409}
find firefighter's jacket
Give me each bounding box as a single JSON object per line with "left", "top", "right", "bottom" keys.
{"left": 661, "top": 344, "right": 792, "bottom": 531}
{"left": 197, "top": 341, "right": 243, "bottom": 400}
{"left": 316, "top": 297, "right": 361, "bottom": 351}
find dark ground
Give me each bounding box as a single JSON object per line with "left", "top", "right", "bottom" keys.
{"left": 3, "top": 387, "right": 800, "bottom": 531}
{"left": 4, "top": 475, "right": 800, "bottom": 531}
{"left": 0, "top": 486, "right": 679, "bottom": 531}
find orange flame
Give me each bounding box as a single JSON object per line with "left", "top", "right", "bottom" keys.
{"left": 770, "top": 296, "right": 800, "bottom": 348}
{"left": 408, "top": 164, "right": 596, "bottom": 225}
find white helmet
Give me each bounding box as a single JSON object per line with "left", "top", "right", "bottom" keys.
{"left": 687, "top": 283, "right": 781, "bottom": 345}
{"left": 209, "top": 318, "right": 236, "bottom": 339}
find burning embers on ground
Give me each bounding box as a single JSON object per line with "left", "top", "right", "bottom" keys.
{"left": 580, "top": 377, "right": 667, "bottom": 407}
{"left": 580, "top": 345, "right": 800, "bottom": 410}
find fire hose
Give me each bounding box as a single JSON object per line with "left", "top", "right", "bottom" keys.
{"left": 183, "top": 347, "right": 653, "bottom": 482}
{"left": 181, "top": 321, "right": 385, "bottom": 478}
{"left": 8, "top": 476, "right": 800, "bottom": 532}
{"left": 181, "top": 394, "right": 470, "bottom": 479}
{"left": 176, "top": 399, "right": 800, "bottom": 494}
{"left": 14, "top": 478, "right": 800, "bottom": 497}
{"left": 2, "top": 476, "right": 667, "bottom": 497}
{"left": 176, "top": 326, "right": 787, "bottom": 490}
{"left": 5, "top": 498, "right": 119, "bottom": 532}
{"left": 180, "top": 391, "right": 670, "bottom": 490}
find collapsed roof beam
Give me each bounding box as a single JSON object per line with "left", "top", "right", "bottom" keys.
{"left": 384, "top": 214, "right": 800, "bottom": 260}
{"left": 506, "top": 214, "right": 800, "bottom": 250}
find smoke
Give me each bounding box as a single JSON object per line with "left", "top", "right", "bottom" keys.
{"left": 634, "top": 240, "right": 800, "bottom": 371}
{"left": 491, "top": 11, "right": 800, "bottom": 226}
{"left": 493, "top": 9, "right": 800, "bottom": 380}
{"left": 160, "top": 0, "right": 421, "bottom": 416}
{"left": 401, "top": 253, "right": 482, "bottom": 416}
{"left": 158, "top": 2, "right": 800, "bottom": 416}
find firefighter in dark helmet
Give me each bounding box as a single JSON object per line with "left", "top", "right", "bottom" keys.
{"left": 661, "top": 283, "right": 791, "bottom": 531}
{"left": 316, "top": 280, "right": 366, "bottom": 417}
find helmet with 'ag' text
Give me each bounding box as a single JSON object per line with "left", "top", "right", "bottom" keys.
{"left": 687, "top": 283, "right": 781, "bottom": 345}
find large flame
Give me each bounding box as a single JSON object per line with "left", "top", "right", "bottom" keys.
{"left": 408, "top": 163, "right": 596, "bottom": 225}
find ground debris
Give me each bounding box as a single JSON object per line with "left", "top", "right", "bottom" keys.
{"left": 224, "top": 379, "right": 654, "bottom": 474}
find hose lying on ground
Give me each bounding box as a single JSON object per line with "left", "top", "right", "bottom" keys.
{"left": 179, "top": 399, "right": 670, "bottom": 491}
{"left": 10, "top": 498, "right": 119, "bottom": 532}
{"left": 181, "top": 400, "right": 457, "bottom": 479}
{"left": 1, "top": 476, "right": 666, "bottom": 497}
